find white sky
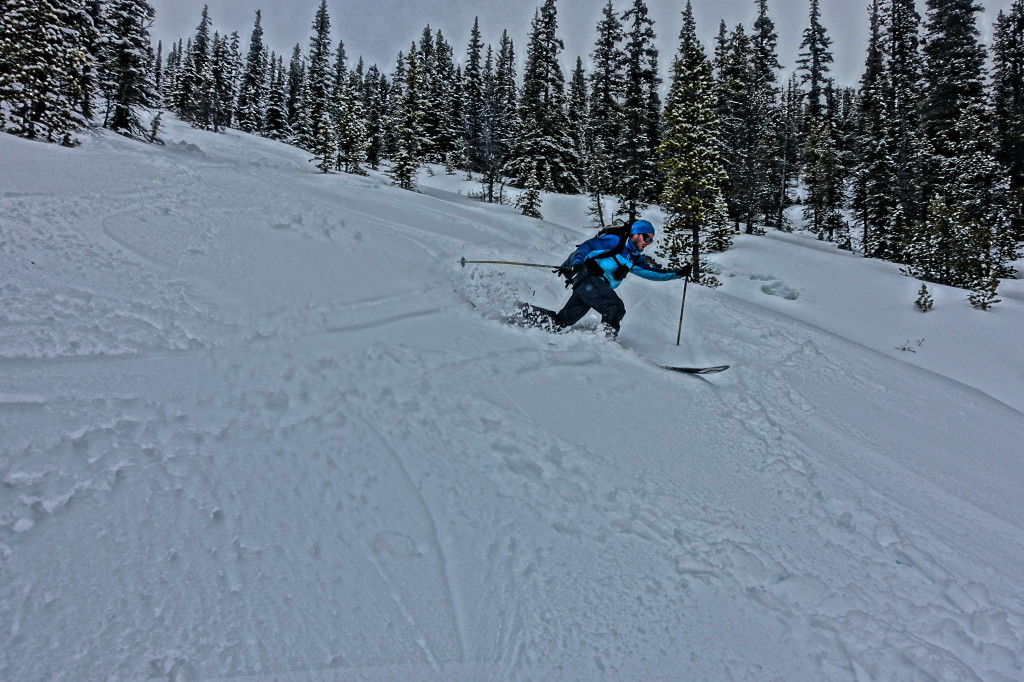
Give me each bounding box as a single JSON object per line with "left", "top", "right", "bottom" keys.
{"left": 147, "top": 0, "right": 1016, "bottom": 87}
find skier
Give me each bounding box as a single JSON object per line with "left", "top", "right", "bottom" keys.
{"left": 532, "top": 219, "right": 691, "bottom": 336}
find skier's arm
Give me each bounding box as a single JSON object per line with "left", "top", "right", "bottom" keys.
{"left": 629, "top": 255, "right": 684, "bottom": 282}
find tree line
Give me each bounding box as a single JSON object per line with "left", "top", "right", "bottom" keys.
{"left": 1, "top": 0, "right": 1021, "bottom": 300}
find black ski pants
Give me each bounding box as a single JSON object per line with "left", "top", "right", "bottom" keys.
{"left": 554, "top": 275, "right": 626, "bottom": 333}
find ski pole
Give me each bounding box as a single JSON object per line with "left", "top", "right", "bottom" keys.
{"left": 675, "top": 276, "right": 690, "bottom": 346}
{"left": 460, "top": 257, "right": 562, "bottom": 270}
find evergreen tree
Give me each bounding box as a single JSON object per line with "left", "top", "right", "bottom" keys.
{"left": 752, "top": 0, "right": 785, "bottom": 228}
{"left": 0, "top": 0, "right": 93, "bottom": 144}
{"left": 161, "top": 40, "right": 182, "bottom": 110}
{"left": 588, "top": 1, "right": 627, "bottom": 198}
{"left": 921, "top": 0, "right": 988, "bottom": 207}
{"left": 991, "top": 0, "right": 1024, "bottom": 240}
{"left": 915, "top": 283, "right": 934, "bottom": 311}
{"left": 852, "top": 0, "right": 891, "bottom": 254}
{"left": 176, "top": 5, "right": 213, "bottom": 126}
{"left": 883, "top": 0, "right": 929, "bottom": 248}
{"left": 776, "top": 73, "right": 803, "bottom": 229}
{"left": 517, "top": 168, "right": 544, "bottom": 219}
{"left": 617, "top": 0, "right": 662, "bottom": 222}
{"left": 477, "top": 35, "right": 518, "bottom": 203}
{"left": 715, "top": 24, "right": 759, "bottom": 232}
{"left": 285, "top": 44, "right": 306, "bottom": 136}
{"left": 463, "top": 18, "right": 487, "bottom": 174}
{"left": 506, "top": 0, "right": 579, "bottom": 194}
{"left": 304, "top": 0, "right": 334, "bottom": 151}
{"left": 334, "top": 69, "right": 368, "bottom": 174}
{"left": 389, "top": 45, "right": 427, "bottom": 191}
{"left": 263, "top": 53, "right": 291, "bottom": 140}
{"left": 425, "top": 30, "right": 463, "bottom": 169}
{"left": 968, "top": 271, "right": 1001, "bottom": 309}
{"left": 657, "top": 0, "right": 729, "bottom": 278}
{"left": 100, "top": 0, "right": 157, "bottom": 138}
{"left": 802, "top": 112, "right": 847, "bottom": 242}
{"left": 566, "top": 57, "right": 589, "bottom": 190}
{"left": 362, "top": 65, "right": 389, "bottom": 168}
{"left": 235, "top": 10, "right": 267, "bottom": 134}
{"left": 208, "top": 31, "right": 239, "bottom": 132}
{"left": 795, "top": 0, "right": 834, "bottom": 123}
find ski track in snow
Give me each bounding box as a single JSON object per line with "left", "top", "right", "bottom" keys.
{"left": 2, "top": 121, "right": 1023, "bottom": 680}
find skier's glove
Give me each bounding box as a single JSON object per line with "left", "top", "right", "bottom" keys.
{"left": 675, "top": 264, "right": 692, "bottom": 278}
{"left": 553, "top": 266, "right": 574, "bottom": 288}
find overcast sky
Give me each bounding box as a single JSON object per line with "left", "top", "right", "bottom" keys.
{"left": 147, "top": 0, "right": 1016, "bottom": 87}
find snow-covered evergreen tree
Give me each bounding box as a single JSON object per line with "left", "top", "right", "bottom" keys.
{"left": 175, "top": 5, "right": 213, "bottom": 126}
{"left": 657, "top": 0, "right": 728, "bottom": 277}
{"left": 362, "top": 65, "right": 389, "bottom": 169}
{"left": 334, "top": 69, "right": 368, "bottom": 175}
{"left": 0, "top": 0, "right": 93, "bottom": 144}
{"left": 389, "top": 45, "right": 427, "bottom": 191}
{"left": 921, "top": 0, "right": 988, "bottom": 214}
{"left": 263, "top": 53, "right": 291, "bottom": 140}
{"left": 715, "top": 24, "right": 758, "bottom": 232}
{"left": 617, "top": 0, "right": 662, "bottom": 222}
{"left": 566, "top": 58, "right": 589, "bottom": 190}
{"left": 752, "top": 0, "right": 785, "bottom": 228}
{"left": 505, "top": 0, "right": 579, "bottom": 194}
{"left": 588, "top": 1, "right": 626, "bottom": 198}
{"left": 462, "top": 18, "right": 487, "bottom": 174}
{"left": 304, "top": 0, "right": 334, "bottom": 151}
{"left": 796, "top": 0, "right": 834, "bottom": 123}
{"left": 285, "top": 44, "right": 307, "bottom": 137}
{"left": 517, "top": 167, "right": 544, "bottom": 219}
{"left": 235, "top": 10, "right": 267, "bottom": 134}
{"left": 100, "top": 0, "right": 157, "bottom": 139}
{"left": 991, "top": 0, "right": 1024, "bottom": 240}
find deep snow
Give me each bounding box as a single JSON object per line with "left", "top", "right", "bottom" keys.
{"left": 1, "top": 120, "right": 1023, "bottom": 681}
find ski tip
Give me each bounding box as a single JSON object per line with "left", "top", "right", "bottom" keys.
{"left": 662, "top": 364, "right": 730, "bottom": 374}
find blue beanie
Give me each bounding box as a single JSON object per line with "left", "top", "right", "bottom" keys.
{"left": 631, "top": 219, "right": 655, "bottom": 235}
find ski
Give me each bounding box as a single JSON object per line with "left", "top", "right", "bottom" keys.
{"left": 507, "top": 303, "right": 729, "bottom": 374}
{"left": 661, "top": 364, "right": 730, "bottom": 374}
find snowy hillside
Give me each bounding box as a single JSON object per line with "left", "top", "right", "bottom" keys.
{"left": 2, "top": 120, "right": 1023, "bottom": 681}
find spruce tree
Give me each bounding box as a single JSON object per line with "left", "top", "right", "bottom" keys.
{"left": 752, "top": 0, "right": 785, "bottom": 228}
{"left": 176, "top": 5, "right": 213, "bottom": 126}
{"left": 235, "top": 10, "right": 267, "bottom": 134}
{"left": 921, "top": 0, "right": 988, "bottom": 212}
{"left": 463, "top": 18, "right": 487, "bottom": 174}
{"left": 506, "top": 0, "right": 579, "bottom": 194}
{"left": 715, "top": 24, "right": 758, "bottom": 232}
{"left": 657, "top": 0, "right": 728, "bottom": 277}
{"left": 389, "top": 45, "right": 427, "bottom": 191}
{"left": 588, "top": 1, "right": 627, "bottom": 199}
{"left": 991, "top": 0, "right": 1024, "bottom": 240}
{"left": 0, "top": 0, "right": 92, "bottom": 144}
{"left": 795, "top": 0, "right": 834, "bottom": 123}
{"left": 263, "top": 54, "right": 291, "bottom": 140}
{"left": 883, "top": 0, "right": 929, "bottom": 247}
{"left": 362, "top": 65, "right": 389, "bottom": 168}
{"left": 285, "top": 44, "right": 305, "bottom": 131}
{"left": 617, "top": 0, "right": 662, "bottom": 222}
{"left": 100, "top": 0, "right": 157, "bottom": 138}
{"left": 304, "top": 0, "right": 334, "bottom": 151}
{"left": 335, "top": 69, "right": 368, "bottom": 174}
{"left": 852, "top": 0, "right": 892, "bottom": 255}
{"left": 567, "top": 58, "right": 590, "bottom": 190}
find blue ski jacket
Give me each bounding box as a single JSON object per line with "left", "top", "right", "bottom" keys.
{"left": 568, "top": 234, "right": 682, "bottom": 289}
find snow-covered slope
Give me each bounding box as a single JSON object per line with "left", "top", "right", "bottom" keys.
{"left": 2, "top": 120, "right": 1022, "bottom": 681}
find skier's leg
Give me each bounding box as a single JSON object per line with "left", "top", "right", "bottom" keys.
{"left": 573, "top": 276, "right": 625, "bottom": 333}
